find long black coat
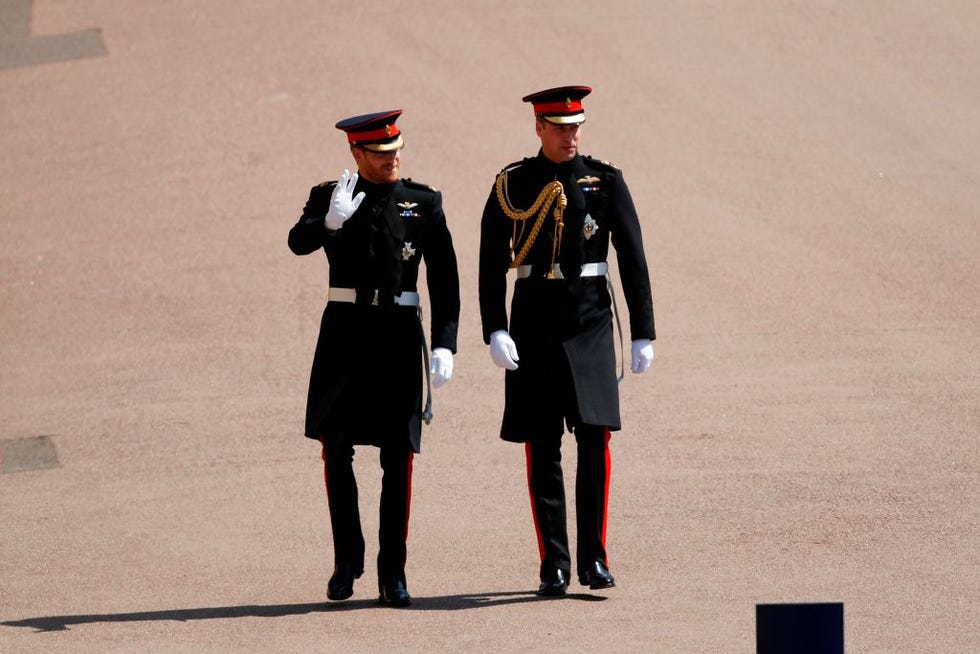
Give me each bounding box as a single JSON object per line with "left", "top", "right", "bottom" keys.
{"left": 289, "top": 176, "right": 459, "bottom": 453}
{"left": 479, "top": 151, "right": 654, "bottom": 441}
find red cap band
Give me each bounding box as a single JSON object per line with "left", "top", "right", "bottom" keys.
{"left": 533, "top": 99, "right": 584, "bottom": 115}
{"left": 347, "top": 124, "right": 400, "bottom": 144}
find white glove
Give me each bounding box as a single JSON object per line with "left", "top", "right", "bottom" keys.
{"left": 430, "top": 348, "right": 454, "bottom": 389}
{"left": 324, "top": 169, "right": 366, "bottom": 231}
{"left": 630, "top": 339, "right": 655, "bottom": 374}
{"left": 489, "top": 330, "right": 520, "bottom": 370}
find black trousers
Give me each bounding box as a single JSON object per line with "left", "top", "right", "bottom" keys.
{"left": 321, "top": 439, "right": 414, "bottom": 581}
{"left": 525, "top": 424, "right": 612, "bottom": 580}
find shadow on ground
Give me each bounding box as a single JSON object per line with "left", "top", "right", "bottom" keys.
{"left": 2, "top": 591, "right": 607, "bottom": 631}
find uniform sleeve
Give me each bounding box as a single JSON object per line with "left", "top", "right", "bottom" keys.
{"left": 608, "top": 171, "right": 656, "bottom": 341}
{"left": 422, "top": 191, "right": 461, "bottom": 353}
{"left": 288, "top": 185, "right": 330, "bottom": 255}
{"left": 478, "top": 181, "right": 513, "bottom": 343}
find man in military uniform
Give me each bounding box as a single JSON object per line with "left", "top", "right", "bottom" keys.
{"left": 289, "top": 110, "right": 460, "bottom": 607}
{"left": 478, "top": 86, "right": 656, "bottom": 596}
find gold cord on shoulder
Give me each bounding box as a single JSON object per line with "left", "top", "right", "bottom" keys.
{"left": 495, "top": 172, "right": 566, "bottom": 275}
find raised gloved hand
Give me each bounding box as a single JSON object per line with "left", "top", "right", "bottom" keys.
{"left": 630, "top": 339, "right": 655, "bottom": 374}
{"left": 324, "top": 169, "right": 366, "bottom": 231}
{"left": 430, "top": 347, "right": 454, "bottom": 389}
{"left": 489, "top": 330, "right": 520, "bottom": 371}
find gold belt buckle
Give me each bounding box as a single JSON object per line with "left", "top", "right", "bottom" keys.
{"left": 545, "top": 263, "right": 564, "bottom": 280}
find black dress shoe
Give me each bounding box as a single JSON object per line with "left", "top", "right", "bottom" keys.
{"left": 327, "top": 564, "right": 362, "bottom": 601}
{"left": 538, "top": 568, "right": 570, "bottom": 596}
{"left": 579, "top": 560, "right": 615, "bottom": 590}
{"left": 378, "top": 576, "right": 411, "bottom": 607}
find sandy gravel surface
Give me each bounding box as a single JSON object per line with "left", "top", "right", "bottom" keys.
{"left": 2, "top": 2, "right": 979, "bottom": 652}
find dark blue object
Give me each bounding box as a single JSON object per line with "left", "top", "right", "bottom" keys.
{"left": 756, "top": 602, "right": 844, "bottom": 654}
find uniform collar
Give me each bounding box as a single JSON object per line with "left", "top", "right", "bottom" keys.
{"left": 535, "top": 149, "right": 583, "bottom": 173}
{"left": 355, "top": 177, "right": 399, "bottom": 194}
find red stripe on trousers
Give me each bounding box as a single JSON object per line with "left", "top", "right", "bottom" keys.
{"left": 321, "top": 444, "right": 329, "bottom": 505}
{"left": 601, "top": 428, "right": 612, "bottom": 566}
{"left": 403, "top": 452, "right": 414, "bottom": 567}
{"left": 525, "top": 442, "right": 546, "bottom": 561}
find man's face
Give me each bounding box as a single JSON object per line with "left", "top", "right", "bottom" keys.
{"left": 536, "top": 119, "right": 582, "bottom": 163}
{"left": 352, "top": 146, "right": 401, "bottom": 184}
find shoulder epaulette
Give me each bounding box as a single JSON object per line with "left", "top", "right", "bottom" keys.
{"left": 498, "top": 157, "right": 530, "bottom": 175}
{"left": 315, "top": 179, "right": 337, "bottom": 188}
{"left": 401, "top": 178, "right": 438, "bottom": 193}
{"left": 582, "top": 155, "right": 620, "bottom": 172}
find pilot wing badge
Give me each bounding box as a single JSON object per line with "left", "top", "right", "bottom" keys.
{"left": 397, "top": 202, "right": 420, "bottom": 218}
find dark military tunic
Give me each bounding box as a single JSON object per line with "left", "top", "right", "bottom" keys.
{"left": 289, "top": 176, "right": 459, "bottom": 453}
{"left": 479, "top": 151, "right": 655, "bottom": 441}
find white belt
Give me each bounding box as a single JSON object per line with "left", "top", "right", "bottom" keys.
{"left": 514, "top": 261, "right": 608, "bottom": 279}
{"left": 328, "top": 287, "right": 420, "bottom": 307}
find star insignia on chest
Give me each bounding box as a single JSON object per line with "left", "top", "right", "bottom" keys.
{"left": 583, "top": 213, "right": 599, "bottom": 240}
{"left": 401, "top": 242, "right": 417, "bottom": 260}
